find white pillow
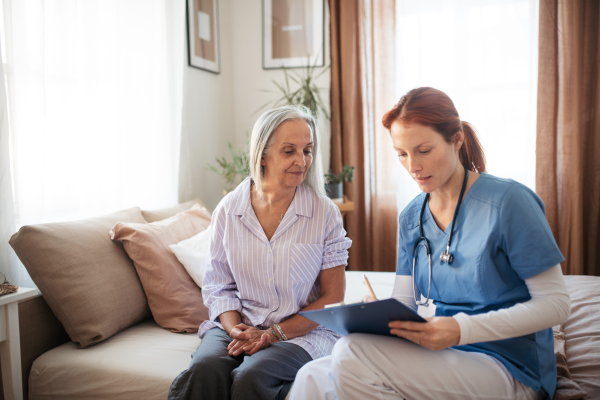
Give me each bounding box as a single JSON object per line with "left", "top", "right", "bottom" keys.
{"left": 169, "top": 225, "right": 211, "bottom": 288}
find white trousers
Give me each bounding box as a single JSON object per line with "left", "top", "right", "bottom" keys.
{"left": 289, "top": 333, "right": 541, "bottom": 400}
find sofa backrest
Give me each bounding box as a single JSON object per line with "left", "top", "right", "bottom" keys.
{"left": 3, "top": 199, "right": 207, "bottom": 399}
{"left": 9, "top": 199, "right": 207, "bottom": 349}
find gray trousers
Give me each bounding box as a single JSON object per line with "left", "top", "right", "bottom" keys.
{"left": 169, "top": 328, "right": 313, "bottom": 400}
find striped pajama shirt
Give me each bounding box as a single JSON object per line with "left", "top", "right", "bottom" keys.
{"left": 199, "top": 177, "right": 352, "bottom": 360}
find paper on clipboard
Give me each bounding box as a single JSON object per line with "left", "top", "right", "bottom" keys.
{"left": 299, "top": 298, "right": 426, "bottom": 337}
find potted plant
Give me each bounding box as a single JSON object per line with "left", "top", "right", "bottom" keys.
{"left": 258, "top": 62, "right": 330, "bottom": 120}
{"left": 206, "top": 141, "right": 250, "bottom": 195}
{"left": 324, "top": 165, "right": 355, "bottom": 199}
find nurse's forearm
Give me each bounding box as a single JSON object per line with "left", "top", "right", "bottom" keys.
{"left": 453, "top": 264, "right": 570, "bottom": 345}
{"left": 391, "top": 275, "right": 419, "bottom": 312}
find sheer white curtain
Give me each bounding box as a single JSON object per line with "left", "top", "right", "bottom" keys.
{"left": 0, "top": 38, "right": 23, "bottom": 286}
{"left": 1, "top": 1, "right": 185, "bottom": 286}
{"left": 395, "top": 0, "right": 539, "bottom": 212}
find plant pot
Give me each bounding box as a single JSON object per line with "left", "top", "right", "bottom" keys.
{"left": 325, "top": 182, "right": 343, "bottom": 199}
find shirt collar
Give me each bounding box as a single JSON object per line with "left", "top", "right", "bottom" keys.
{"left": 291, "top": 180, "right": 313, "bottom": 218}
{"left": 228, "top": 177, "right": 252, "bottom": 216}
{"left": 227, "top": 177, "right": 313, "bottom": 218}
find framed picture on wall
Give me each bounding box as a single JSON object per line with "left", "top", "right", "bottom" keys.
{"left": 187, "top": 0, "right": 220, "bottom": 73}
{"left": 262, "top": 0, "right": 325, "bottom": 69}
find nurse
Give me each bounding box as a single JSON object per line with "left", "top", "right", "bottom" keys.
{"left": 289, "top": 87, "right": 571, "bottom": 400}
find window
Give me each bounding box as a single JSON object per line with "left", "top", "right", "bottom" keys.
{"left": 395, "top": 0, "right": 539, "bottom": 211}
{"left": 0, "top": 1, "right": 183, "bottom": 227}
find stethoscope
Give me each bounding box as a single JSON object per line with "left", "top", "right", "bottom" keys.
{"left": 412, "top": 165, "right": 468, "bottom": 307}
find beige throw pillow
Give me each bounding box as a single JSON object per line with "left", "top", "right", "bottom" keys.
{"left": 110, "top": 204, "right": 211, "bottom": 332}
{"left": 9, "top": 207, "right": 152, "bottom": 348}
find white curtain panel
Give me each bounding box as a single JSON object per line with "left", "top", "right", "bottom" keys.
{"left": 1, "top": 0, "right": 185, "bottom": 286}
{"left": 0, "top": 39, "right": 26, "bottom": 287}
{"left": 2, "top": 0, "right": 184, "bottom": 226}
{"left": 394, "top": 0, "right": 539, "bottom": 213}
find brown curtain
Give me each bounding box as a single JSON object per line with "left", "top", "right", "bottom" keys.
{"left": 537, "top": 0, "right": 600, "bottom": 276}
{"left": 329, "top": 0, "right": 399, "bottom": 271}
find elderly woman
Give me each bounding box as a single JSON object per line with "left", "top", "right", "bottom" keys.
{"left": 168, "top": 106, "right": 352, "bottom": 400}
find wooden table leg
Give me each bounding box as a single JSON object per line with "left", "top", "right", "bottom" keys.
{"left": 0, "top": 302, "right": 23, "bottom": 400}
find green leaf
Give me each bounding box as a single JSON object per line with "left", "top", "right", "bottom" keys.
{"left": 314, "top": 65, "right": 330, "bottom": 79}
{"left": 205, "top": 140, "right": 250, "bottom": 192}
{"left": 255, "top": 56, "right": 331, "bottom": 121}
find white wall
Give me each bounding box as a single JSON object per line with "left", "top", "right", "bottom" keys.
{"left": 230, "top": 0, "right": 331, "bottom": 172}
{"left": 178, "top": 0, "right": 235, "bottom": 210}
{"left": 180, "top": 0, "right": 331, "bottom": 210}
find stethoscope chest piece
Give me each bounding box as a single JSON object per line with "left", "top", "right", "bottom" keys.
{"left": 439, "top": 247, "right": 453, "bottom": 264}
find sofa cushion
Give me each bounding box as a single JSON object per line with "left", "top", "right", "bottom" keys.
{"left": 110, "top": 204, "right": 211, "bottom": 332}
{"left": 9, "top": 207, "right": 151, "bottom": 348}
{"left": 562, "top": 275, "right": 600, "bottom": 399}
{"left": 553, "top": 326, "right": 587, "bottom": 400}
{"left": 142, "top": 198, "right": 206, "bottom": 223}
{"left": 28, "top": 319, "right": 200, "bottom": 400}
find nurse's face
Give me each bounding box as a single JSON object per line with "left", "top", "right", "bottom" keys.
{"left": 390, "top": 121, "right": 463, "bottom": 194}
{"left": 261, "top": 119, "right": 313, "bottom": 189}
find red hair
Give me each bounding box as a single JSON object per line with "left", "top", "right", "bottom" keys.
{"left": 382, "top": 87, "right": 486, "bottom": 173}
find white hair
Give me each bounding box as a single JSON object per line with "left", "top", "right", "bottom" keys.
{"left": 249, "top": 105, "right": 325, "bottom": 197}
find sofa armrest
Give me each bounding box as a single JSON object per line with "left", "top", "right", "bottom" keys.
{"left": 0, "top": 294, "right": 70, "bottom": 400}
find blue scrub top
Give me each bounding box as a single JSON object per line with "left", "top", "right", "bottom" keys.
{"left": 397, "top": 173, "right": 564, "bottom": 399}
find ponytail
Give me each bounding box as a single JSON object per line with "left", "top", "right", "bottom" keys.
{"left": 459, "top": 121, "right": 486, "bottom": 173}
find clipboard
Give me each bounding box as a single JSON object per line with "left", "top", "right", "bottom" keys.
{"left": 299, "top": 298, "right": 427, "bottom": 336}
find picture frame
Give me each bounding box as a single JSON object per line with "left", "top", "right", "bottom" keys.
{"left": 187, "top": 0, "right": 220, "bottom": 74}
{"left": 262, "top": 0, "right": 325, "bottom": 69}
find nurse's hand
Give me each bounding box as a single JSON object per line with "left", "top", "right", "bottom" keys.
{"left": 388, "top": 316, "right": 461, "bottom": 351}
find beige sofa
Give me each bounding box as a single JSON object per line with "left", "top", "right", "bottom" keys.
{"left": 3, "top": 201, "right": 600, "bottom": 400}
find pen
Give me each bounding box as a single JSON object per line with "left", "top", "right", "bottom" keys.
{"left": 324, "top": 300, "right": 362, "bottom": 308}
{"left": 362, "top": 275, "right": 378, "bottom": 301}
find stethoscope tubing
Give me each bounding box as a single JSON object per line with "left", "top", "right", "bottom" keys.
{"left": 412, "top": 165, "right": 468, "bottom": 307}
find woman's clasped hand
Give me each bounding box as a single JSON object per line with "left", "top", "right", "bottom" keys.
{"left": 226, "top": 323, "right": 276, "bottom": 356}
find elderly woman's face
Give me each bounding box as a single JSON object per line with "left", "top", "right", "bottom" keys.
{"left": 261, "top": 119, "right": 313, "bottom": 189}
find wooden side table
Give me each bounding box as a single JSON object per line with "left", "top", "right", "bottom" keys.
{"left": 334, "top": 195, "right": 355, "bottom": 219}
{"left": 0, "top": 287, "right": 38, "bottom": 400}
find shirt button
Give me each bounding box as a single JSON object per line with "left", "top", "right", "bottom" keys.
{"left": 267, "top": 248, "right": 272, "bottom": 253}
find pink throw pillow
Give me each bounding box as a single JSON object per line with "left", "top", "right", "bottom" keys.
{"left": 110, "top": 203, "right": 211, "bottom": 332}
